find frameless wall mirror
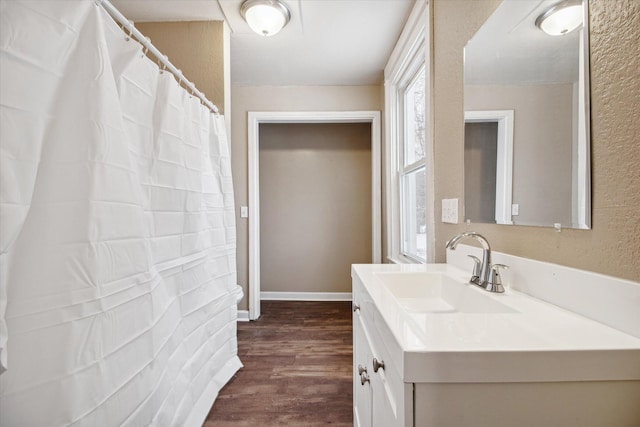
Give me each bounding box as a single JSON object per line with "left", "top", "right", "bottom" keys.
{"left": 463, "top": 0, "right": 591, "bottom": 229}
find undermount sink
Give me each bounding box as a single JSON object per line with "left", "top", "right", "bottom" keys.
{"left": 373, "top": 272, "right": 516, "bottom": 314}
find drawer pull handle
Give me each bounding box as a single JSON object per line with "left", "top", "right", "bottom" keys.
{"left": 373, "top": 358, "right": 385, "bottom": 373}
{"left": 360, "top": 372, "right": 370, "bottom": 385}
{"left": 353, "top": 303, "right": 360, "bottom": 312}
{"left": 358, "top": 364, "right": 367, "bottom": 375}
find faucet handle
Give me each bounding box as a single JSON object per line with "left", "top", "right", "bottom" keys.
{"left": 486, "top": 263, "right": 509, "bottom": 293}
{"left": 467, "top": 255, "right": 482, "bottom": 280}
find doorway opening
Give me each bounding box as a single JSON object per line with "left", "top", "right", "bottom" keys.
{"left": 464, "top": 110, "right": 514, "bottom": 225}
{"left": 247, "top": 111, "right": 381, "bottom": 320}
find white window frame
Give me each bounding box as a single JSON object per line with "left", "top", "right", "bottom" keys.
{"left": 399, "top": 65, "right": 427, "bottom": 262}
{"left": 384, "top": 0, "right": 434, "bottom": 264}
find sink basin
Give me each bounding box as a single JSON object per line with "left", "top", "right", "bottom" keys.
{"left": 373, "top": 272, "right": 516, "bottom": 314}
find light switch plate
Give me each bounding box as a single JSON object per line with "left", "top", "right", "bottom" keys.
{"left": 442, "top": 198, "right": 458, "bottom": 224}
{"left": 240, "top": 206, "right": 249, "bottom": 218}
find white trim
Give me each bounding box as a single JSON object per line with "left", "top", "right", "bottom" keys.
{"left": 387, "top": 254, "right": 428, "bottom": 265}
{"left": 424, "top": 0, "right": 436, "bottom": 263}
{"left": 384, "top": 0, "right": 428, "bottom": 83}
{"left": 261, "top": 292, "right": 353, "bottom": 301}
{"left": 248, "top": 113, "right": 261, "bottom": 320}
{"left": 248, "top": 111, "right": 381, "bottom": 320}
{"left": 236, "top": 310, "right": 250, "bottom": 322}
{"left": 384, "top": 0, "right": 434, "bottom": 263}
{"left": 464, "top": 110, "right": 514, "bottom": 225}
{"left": 384, "top": 82, "right": 401, "bottom": 263}
{"left": 576, "top": 0, "right": 591, "bottom": 229}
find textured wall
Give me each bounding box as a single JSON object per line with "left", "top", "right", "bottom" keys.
{"left": 135, "top": 21, "right": 226, "bottom": 113}
{"left": 231, "top": 85, "right": 383, "bottom": 309}
{"left": 433, "top": 0, "right": 640, "bottom": 281}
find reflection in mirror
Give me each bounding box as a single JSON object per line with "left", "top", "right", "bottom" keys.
{"left": 463, "top": 0, "right": 591, "bottom": 229}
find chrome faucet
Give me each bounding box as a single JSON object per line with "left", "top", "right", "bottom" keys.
{"left": 445, "top": 232, "right": 508, "bottom": 293}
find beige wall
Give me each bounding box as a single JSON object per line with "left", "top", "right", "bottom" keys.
{"left": 465, "top": 84, "right": 574, "bottom": 226}
{"left": 135, "top": 21, "right": 226, "bottom": 113}
{"left": 232, "top": 85, "right": 383, "bottom": 309}
{"left": 260, "top": 123, "right": 372, "bottom": 293}
{"left": 433, "top": 0, "right": 640, "bottom": 281}
{"left": 464, "top": 122, "right": 498, "bottom": 223}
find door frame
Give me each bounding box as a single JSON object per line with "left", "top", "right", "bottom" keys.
{"left": 464, "top": 109, "right": 514, "bottom": 225}
{"left": 247, "top": 111, "right": 382, "bottom": 320}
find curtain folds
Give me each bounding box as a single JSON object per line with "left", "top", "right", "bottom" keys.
{"left": 0, "top": 1, "right": 240, "bottom": 425}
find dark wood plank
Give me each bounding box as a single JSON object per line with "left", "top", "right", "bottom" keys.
{"left": 204, "top": 301, "right": 353, "bottom": 426}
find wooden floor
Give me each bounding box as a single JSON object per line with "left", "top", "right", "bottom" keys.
{"left": 204, "top": 301, "right": 353, "bottom": 426}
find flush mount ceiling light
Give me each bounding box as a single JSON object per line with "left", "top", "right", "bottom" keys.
{"left": 535, "top": 0, "right": 583, "bottom": 36}
{"left": 240, "top": 0, "right": 291, "bottom": 37}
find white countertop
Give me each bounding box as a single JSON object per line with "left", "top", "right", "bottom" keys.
{"left": 352, "top": 263, "right": 640, "bottom": 383}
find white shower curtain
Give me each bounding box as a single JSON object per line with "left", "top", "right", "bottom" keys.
{"left": 0, "top": 1, "right": 241, "bottom": 425}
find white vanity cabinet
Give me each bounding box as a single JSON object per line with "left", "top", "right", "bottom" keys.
{"left": 352, "top": 262, "right": 640, "bottom": 427}
{"left": 352, "top": 275, "right": 412, "bottom": 427}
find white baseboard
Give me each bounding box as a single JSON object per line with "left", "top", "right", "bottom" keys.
{"left": 236, "top": 310, "right": 250, "bottom": 322}
{"left": 260, "top": 291, "right": 352, "bottom": 301}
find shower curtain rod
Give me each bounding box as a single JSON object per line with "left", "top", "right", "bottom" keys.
{"left": 96, "top": 0, "right": 220, "bottom": 114}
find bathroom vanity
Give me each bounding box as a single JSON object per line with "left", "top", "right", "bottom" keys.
{"left": 351, "top": 255, "right": 640, "bottom": 426}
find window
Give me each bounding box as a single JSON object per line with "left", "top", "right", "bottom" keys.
{"left": 400, "top": 67, "right": 427, "bottom": 262}
{"left": 384, "top": 0, "right": 432, "bottom": 263}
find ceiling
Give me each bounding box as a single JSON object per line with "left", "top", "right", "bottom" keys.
{"left": 109, "top": 0, "right": 415, "bottom": 86}
{"left": 465, "top": 0, "right": 582, "bottom": 85}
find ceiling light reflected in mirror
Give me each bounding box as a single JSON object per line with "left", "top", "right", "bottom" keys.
{"left": 535, "top": 0, "right": 583, "bottom": 36}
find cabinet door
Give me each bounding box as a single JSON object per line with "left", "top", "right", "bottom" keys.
{"left": 370, "top": 366, "right": 397, "bottom": 427}
{"left": 353, "top": 310, "right": 372, "bottom": 427}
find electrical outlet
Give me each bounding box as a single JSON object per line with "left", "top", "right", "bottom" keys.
{"left": 511, "top": 204, "right": 519, "bottom": 216}
{"left": 442, "top": 198, "right": 458, "bottom": 224}
{"left": 240, "top": 206, "right": 249, "bottom": 218}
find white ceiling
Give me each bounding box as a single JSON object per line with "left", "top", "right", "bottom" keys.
{"left": 465, "top": 0, "right": 581, "bottom": 85}
{"left": 109, "top": 0, "right": 415, "bottom": 86}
